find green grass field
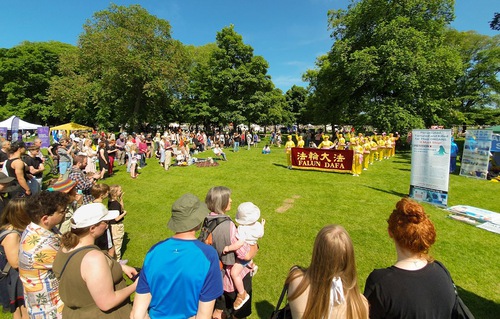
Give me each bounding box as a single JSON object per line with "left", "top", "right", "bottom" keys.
{"left": 7, "top": 144, "right": 500, "bottom": 318}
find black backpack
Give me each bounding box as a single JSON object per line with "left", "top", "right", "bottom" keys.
{"left": 198, "top": 216, "right": 231, "bottom": 247}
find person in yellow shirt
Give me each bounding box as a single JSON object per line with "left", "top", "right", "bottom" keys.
{"left": 362, "top": 138, "right": 371, "bottom": 170}
{"left": 389, "top": 133, "right": 399, "bottom": 157}
{"left": 337, "top": 133, "right": 346, "bottom": 150}
{"left": 317, "top": 135, "right": 334, "bottom": 149}
{"left": 384, "top": 135, "right": 392, "bottom": 159}
{"left": 370, "top": 136, "right": 378, "bottom": 164}
{"left": 295, "top": 134, "right": 305, "bottom": 148}
{"left": 284, "top": 135, "right": 296, "bottom": 169}
{"left": 350, "top": 138, "right": 363, "bottom": 176}
{"left": 377, "top": 135, "right": 386, "bottom": 161}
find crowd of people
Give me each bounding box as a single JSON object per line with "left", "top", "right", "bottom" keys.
{"left": 281, "top": 130, "right": 400, "bottom": 175}
{"left": 0, "top": 128, "right": 469, "bottom": 319}
{"left": 0, "top": 177, "right": 465, "bottom": 319}
{"left": 44, "top": 129, "right": 263, "bottom": 177}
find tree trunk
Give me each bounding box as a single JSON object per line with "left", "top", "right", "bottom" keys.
{"left": 132, "top": 85, "right": 142, "bottom": 132}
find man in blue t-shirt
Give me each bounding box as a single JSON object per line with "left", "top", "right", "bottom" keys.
{"left": 450, "top": 137, "right": 459, "bottom": 173}
{"left": 131, "top": 194, "right": 223, "bottom": 319}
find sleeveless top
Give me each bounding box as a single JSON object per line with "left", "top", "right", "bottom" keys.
{"left": 52, "top": 245, "right": 131, "bottom": 319}
{"left": 5, "top": 158, "right": 29, "bottom": 180}
{"left": 5, "top": 158, "right": 28, "bottom": 197}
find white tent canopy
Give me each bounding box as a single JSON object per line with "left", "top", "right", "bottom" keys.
{"left": 0, "top": 115, "right": 42, "bottom": 130}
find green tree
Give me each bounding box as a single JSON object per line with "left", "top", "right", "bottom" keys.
{"left": 307, "top": 0, "right": 462, "bottom": 133}
{"left": 285, "top": 85, "right": 309, "bottom": 126}
{"left": 490, "top": 12, "right": 500, "bottom": 31}
{"left": 48, "top": 49, "right": 97, "bottom": 125}
{"left": 445, "top": 30, "right": 500, "bottom": 112}
{"left": 206, "top": 25, "right": 273, "bottom": 129}
{"left": 50, "top": 4, "right": 190, "bottom": 131}
{"left": 183, "top": 43, "right": 219, "bottom": 129}
{"left": 464, "top": 109, "right": 500, "bottom": 126}
{"left": 0, "top": 41, "right": 76, "bottom": 124}
{"left": 262, "top": 88, "right": 293, "bottom": 130}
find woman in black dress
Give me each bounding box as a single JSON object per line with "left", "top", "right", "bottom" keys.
{"left": 98, "top": 140, "right": 109, "bottom": 180}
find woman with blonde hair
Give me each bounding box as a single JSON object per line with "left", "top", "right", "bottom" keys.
{"left": 0, "top": 198, "right": 30, "bottom": 319}
{"left": 363, "top": 197, "right": 457, "bottom": 318}
{"left": 82, "top": 139, "right": 97, "bottom": 174}
{"left": 107, "top": 185, "right": 127, "bottom": 261}
{"left": 285, "top": 225, "right": 368, "bottom": 319}
{"left": 129, "top": 144, "right": 139, "bottom": 179}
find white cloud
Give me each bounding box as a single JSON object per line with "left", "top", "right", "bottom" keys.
{"left": 273, "top": 75, "right": 307, "bottom": 91}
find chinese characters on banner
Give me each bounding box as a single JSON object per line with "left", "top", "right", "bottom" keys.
{"left": 459, "top": 130, "right": 492, "bottom": 180}
{"left": 409, "top": 129, "right": 451, "bottom": 207}
{"left": 291, "top": 148, "right": 353, "bottom": 173}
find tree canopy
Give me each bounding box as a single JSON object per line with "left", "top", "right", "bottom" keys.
{"left": 1, "top": 2, "right": 498, "bottom": 132}
{"left": 206, "top": 25, "right": 275, "bottom": 127}
{"left": 306, "top": 0, "right": 463, "bottom": 133}
{"left": 50, "top": 4, "right": 190, "bottom": 131}
{"left": 445, "top": 30, "right": 500, "bottom": 112}
{"left": 490, "top": 12, "right": 500, "bottom": 31}
{"left": 0, "top": 41, "right": 76, "bottom": 124}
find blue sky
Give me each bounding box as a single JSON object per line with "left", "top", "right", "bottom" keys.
{"left": 1, "top": 0, "right": 498, "bottom": 92}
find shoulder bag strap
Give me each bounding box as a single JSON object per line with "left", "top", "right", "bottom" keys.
{"left": 274, "top": 283, "right": 289, "bottom": 312}
{"left": 434, "top": 260, "right": 457, "bottom": 291}
{"left": 0, "top": 229, "right": 21, "bottom": 276}
{"left": 58, "top": 246, "right": 97, "bottom": 278}
{"left": 274, "top": 265, "right": 300, "bottom": 312}
{"left": 434, "top": 261, "right": 475, "bottom": 318}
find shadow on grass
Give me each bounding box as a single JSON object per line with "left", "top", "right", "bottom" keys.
{"left": 255, "top": 300, "right": 275, "bottom": 319}
{"left": 393, "top": 160, "right": 412, "bottom": 164}
{"left": 272, "top": 163, "right": 354, "bottom": 175}
{"left": 392, "top": 153, "right": 412, "bottom": 162}
{"left": 458, "top": 285, "right": 500, "bottom": 319}
{"left": 272, "top": 163, "right": 289, "bottom": 169}
{"left": 364, "top": 185, "right": 408, "bottom": 198}
{"left": 397, "top": 168, "right": 411, "bottom": 172}
{"left": 122, "top": 232, "right": 130, "bottom": 257}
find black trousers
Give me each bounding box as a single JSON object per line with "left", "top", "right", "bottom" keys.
{"left": 216, "top": 273, "right": 252, "bottom": 318}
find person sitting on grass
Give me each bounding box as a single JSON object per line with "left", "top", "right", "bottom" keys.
{"left": 222, "top": 202, "right": 265, "bottom": 311}
{"left": 212, "top": 143, "right": 227, "bottom": 161}
{"left": 262, "top": 145, "right": 271, "bottom": 154}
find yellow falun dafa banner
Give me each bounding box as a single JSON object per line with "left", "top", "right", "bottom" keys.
{"left": 291, "top": 148, "right": 353, "bottom": 173}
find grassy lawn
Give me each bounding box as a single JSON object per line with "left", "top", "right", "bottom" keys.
{"left": 7, "top": 143, "right": 499, "bottom": 318}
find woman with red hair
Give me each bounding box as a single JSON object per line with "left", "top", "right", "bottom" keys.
{"left": 364, "top": 198, "right": 457, "bottom": 318}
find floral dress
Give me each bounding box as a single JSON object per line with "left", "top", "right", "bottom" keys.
{"left": 19, "top": 222, "right": 63, "bottom": 319}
